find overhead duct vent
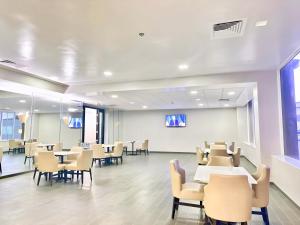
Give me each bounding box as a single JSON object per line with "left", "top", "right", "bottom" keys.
{"left": 212, "top": 19, "right": 246, "bottom": 39}
{"left": 218, "top": 98, "right": 230, "bottom": 102}
{"left": 0, "top": 59, "right": 16, "bottom": 64}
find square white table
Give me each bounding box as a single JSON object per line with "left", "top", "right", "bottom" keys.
{"left": 204, "top": 148, "right": 233, "bottom": 155}
{"left": 194, "top": 166, "right": 257, "bottom": 184}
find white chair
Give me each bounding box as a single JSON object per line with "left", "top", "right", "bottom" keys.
{"left": 196, "top": 147, "right": 207, "bottom": 165}
{"left": 110, "top": 142, "right": 124, "bottom": 165}
{"left": 37, "top": 151, "right": 65, "bottom": 186}
{"left": 232, "top": 147, "right": 241, "bottom": 167}
{"left": 65, "top": 150, "right": 93, "bottom": 184}
{"left": 136, "top": 139, "right": 149, "bottom": 155}
{"left": 53, "top": 143, "right": 63, "bottom": 152}
{"left": 207, "top": 156, "right": 233, "bottom": 167}
{"left": 91, "top": 144, "right": 111, "bottom": 167}
{"left": 33, "top": 147, "right": 47, "bottom": 179}
{"left": 64, "top": 146, "right": 83, "bottom": 163}
{"left": 24, "top": 142, "right": 38, "bottom": 164}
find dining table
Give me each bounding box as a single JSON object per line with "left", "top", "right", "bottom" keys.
{"left": 54, "top": 151, "right": 80, "bottom": 163}
{"left": 194, "top": 165, "right": 257, "bottom": 184}
{"left": 38, "top": 143, "right": 55, "bottom": 151}
{"left": 102, "top": 144, "right": 115, "bottom": 153}
{"left": 204, "top": 148, "right": 233, "bottom": 155}
{"left": 126, "top": 141, "right": 137, "bottom": 155}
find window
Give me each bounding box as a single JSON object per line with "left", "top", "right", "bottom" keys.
{"left": 280, "top": 53, "right": 300, "bottom": 159}
{"left": 0, "top": 112, "right": 22, "bottom": 140}
{"left": 247, "top": 100, "right": 255, "bottom": 145}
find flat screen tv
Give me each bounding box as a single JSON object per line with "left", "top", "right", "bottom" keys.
{"left": 165, "top": 114, "right": 186, "bottom": 127}
{"left": 68, "top": 117, "right": 82, "bottom": 128}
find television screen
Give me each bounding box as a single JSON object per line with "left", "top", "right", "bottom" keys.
{"left": 68, "top": 117, "right": 82, "bottom": 128}
{"left": 165, "top": 114, "right": 186, "bottom": 127}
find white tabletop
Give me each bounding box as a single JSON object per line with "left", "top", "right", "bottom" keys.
{"left": 194, "top": 166, "right": 257, "bottom": 184}
{"left": 54, "top": 151, "right": 80, "bottom": 156}
{"left": 38, "top": 143, "right": 55, "bottom": 147}
{"left": 102, "top": 144, "right": 115, "bottom": 148}
{"left": 204, "top": 148, "right": 233, "bottom": 155}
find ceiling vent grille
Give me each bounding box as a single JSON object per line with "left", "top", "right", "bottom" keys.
{"left": 0, "top": 59, "right": 16, "bottom": 64}
{"left": 212, "top": 19, "right": 246, "bottom": 39}
{"left": 218, "top": 98, "right": 230, "bottom": 102}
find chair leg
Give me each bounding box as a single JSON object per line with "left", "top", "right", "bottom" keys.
{"left": 37, "top": 172, "right": 42, "bottom": 186}
{"left": 171, "top": 197, "right": 177, "bottom": 219}
{"left": 33, "top": 168, "right": 37, "bottom": 179}
{"left": 81, "top": 171, "right": 84, "bottom": 185}
{"left": 121, "top": 156, "right": 123, "bottom": 164}
{"left": 99, "top": 159, "right": 101, "bottom": 168}
{"left": 92, "top": 159, "right": 94, "bottom": 167}
{"left": 261, "top": 207, "right": 270, "bottom": 225}
{"left": 49, "top": 172, "right": 53, "bottom": 186}
{"left": 89, "top": 168, "right": 92, "bottom": 181}
{"left": 24, "top": 156, "right": 27, "bottom": 164}
{"left": 77, "top": 170, "right": 79, "bottom": 181}
{"left": 0, "top": 162, "right": 2, "bottom": 173}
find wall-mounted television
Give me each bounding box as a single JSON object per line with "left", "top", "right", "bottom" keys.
{"left": 165, "top": 114, "right": 186, "bottom": 127}
{"left": 68, "top": 117, "right": 82, "bottom": 128}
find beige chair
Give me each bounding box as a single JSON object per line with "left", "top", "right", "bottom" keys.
{"left": 64, "top": 146, "right": 83, "bottom": 163}
{"left": 33, "top": 147, "right": 47, "bottom": 179}
{"left": 252, "top": 165, "right": 271, "bottom": 225}
{"left": 91, "top": 144, "right": 110, "bottom": 167}
{"left": 0, "top": 146, "right": 3, "bottom": 173}
{"left": 207, "top": 156, "right": 233, "bottom": 167}
{"left": 170, "top": 160, "right": 204, "bottom": 219}
{"left": 196, "top": 147, "right": 207, "bottom": 165}
{"left": 204, "top": 174, "right": 252, "bottom": 224}
{"left": 214, "top": 141, "right": 226, "bottom": 145}
{"left": 232, "top": 147, "right": 241, "bottom": 167}
{"left": 37, "top": 151, "right": 65, "bottom": 186}
{"left": 110, "top": 142, "right": 124, "bottom": 165}
{"left": 210, "top": 144, "right": 227, "bottom": 151}
{"left": 53, "top": 143, "right": 63, "bottom": 152}
{"left": 65, "top": 150, "right": 93, "bottom": 184}
{"left": 204, "top": 141, "right": 210, "bottom": 149}
{"left": 8, "top": 140, "right": 19, "bottom": 154}
{"left": 24, "top": 142, "right": 38, "bottom": 164}
{"left": 136, "top": 139, "right": 149, "bottom": 155}
{"left": 229, "top": 142, "right": 235, "bottom": 151}
{"left": 210, "top": 149, "right": 229, "bottom": 157}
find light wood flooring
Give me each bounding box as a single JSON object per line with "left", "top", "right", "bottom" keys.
{"left": 0, "top": 153, "right": 299, "bottom": 225}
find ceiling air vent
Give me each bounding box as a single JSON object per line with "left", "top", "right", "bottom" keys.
{"left": 218, "top": 98, "right": 230, "bottom": 102}
{"left": 212, "top": 19, "right": 246, "bottom": 39}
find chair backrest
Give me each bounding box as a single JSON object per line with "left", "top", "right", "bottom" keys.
{"left": 0, "top": 146, "right": 3, "bottom": 162}
{"left": 214, "top": 141, "right": 226, "bottom": 145}
{"left": 204, "top": 141, "right": 210, "bottom": 149}
{"left": 210, "top": 144, "right": 227, "bottom": 150}
{"left": 204, "top": 174, "right": 252, "bottom": 222}
{"left": 9, "top": 140, "right": 18, "bottom": 148}
{"left": 210, "top": 149, "right": 228, "bottom": 157}
{"left": 207, "top": 156, "right": 233, "bottom": 167}
{"left": 91, "top": 144, "right": 106, "bottom": 158}
{"left": 169, "top": 160, "right": 185, "bottom": 197}
{"left": 68, "top": 146, "right": 84, "bottom": 160}
{"left": 53, "top": 143, "right": 63, "bottom": 152}
{"left": 252, "top": 164, "right": 270, "bottom": 207}
{"left": 37, "top": 151, "right": 59, "bottom": 172}
{"left": 77, "top": 150, "right": 93, "bottom": 170}
{"left": 113, "top": 142, "right": 124, "bottom": 156}
{"left": 142, "top": 139, "right": 149, "bottom": 150}
{"left": 232, "top": 147, "right": 241, "bottom": 167}
{"left": 25, "top": 142, "right": 38, "bottom": 156}
{"left": 196, "top": 147, "right": 207, "bottom": 165}
{"left": 33, "top": 147, "right": 47, "bottom": 166}
{"left": 229, "top": 142, "right": 235, "bottom": 151}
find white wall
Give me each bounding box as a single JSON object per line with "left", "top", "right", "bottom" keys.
{"left": 122, "top": 108, "right": 237, "bottom": 153}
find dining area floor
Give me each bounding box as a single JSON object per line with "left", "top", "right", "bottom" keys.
{"left": 0, "top": 153, "right": 299, "bottom": 225}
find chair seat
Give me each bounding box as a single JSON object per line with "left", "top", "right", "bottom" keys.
{"left": 180, "top": 182, "right": 204, "bottom": 200}
{"left": 64, "top": 159, "right": 76, "bottom": 163}
{"left": 94, "top": 155, "right": 110, "bottom": 160}
{"left": 110, "top": 153, "right": 121, "bottom": 157}
{"left": 39, "top": 164, "right": 65, "bottom": 173}
{"left": 65, "top": 162, "right": 78, "bottom": 170}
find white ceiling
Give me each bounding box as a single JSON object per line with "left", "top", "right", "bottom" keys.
{"left": 0, "top": 0, "right": 299, "bottom": 85}
{"left": 0, "top": 0, "right": 299, "bottom": 110}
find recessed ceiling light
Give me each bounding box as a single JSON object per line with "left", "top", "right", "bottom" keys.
{"left": 224, "top": 104, "right": 230, "bottom": 107}
{"left": 111, "top": 94, "right": 118, "bottom": 98}
{"left": 129, "top": 102, "right": 135, "bottom": 105}
{"left": 19, "top": 100, "right": 26, "bottom": 103}
{"left": 198, "top": 103, "right": 204, "bottom": 107}
{"left": 34, "top": 109, "right": 39, "bottom": 112}
{"left": 104, "top": 71, "right": 113, "bottom": 77}
{"left": 195, "top": 98, "right": 201, "bottom": 101}
{"left": 178, "top": 64, "right": 189, "bottom": 70}
{"left": 256, "top": 20, "right": 268, "bottom": 27}
{"left": 190, "top": 90, "right": 198, "bottom": 95}
{"left": 227, "top": 91, "right": 236, "bottom": 96}
{"left": 68, "top": 108, "right": 78, "bottom": 112}
{"left": 52, "top": 105, "right": 57, "bottom": 108}
{"left": 142, "top": 105, "right": 148, "bottom": 109}
{"left": 85, "top": 92, "right": 98, "bottom": 97}
{"left": 5, "top": 107, "right": 10, "bottom": 110}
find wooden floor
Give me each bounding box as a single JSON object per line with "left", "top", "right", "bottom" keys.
{"left": 0, "top": 153, "right": 299, "bottom": 225}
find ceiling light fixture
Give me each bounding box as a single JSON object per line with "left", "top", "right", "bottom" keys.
{"left": 68, "top": 108, "right": 78, "bottom": 112}
{"left": 195, "top": 98, "right": 201, "bottom": 101}
{"left": 190, "top": 90, "right": 198, "bottom": 95}
{"left": 255, "top": 20, "right": 268, "bottom": 27}
{"left": 52, "top": 105, "right": 57, "bottom": 108}
{"left": 224, "top": 104, "right": 230, "bottom": 107}
{"left": 19, "top": 99, "right": 26, "bottom": 103}
{"left": 142, "top": 105, "right": 148, "bottom": 109}
{"left": 34, "top": 109, "right": 39, "bottom": 112}
{"left": 129, "top": 102, "right": 135, "bottom": 105}
{"left": 227, "top": 91, "right": 236, "bottom": 96}
{"left": 111, "top": 94, "right": 118, "bottom": 98}
{"left": 5, "top": 107, "right": 10, "bottom": 110}
{"left": 104, "top": 71, "right": 113, "bottom": 77}
{"left": 178, "top": 64, "right": 189, "bottom": 70}
{"left": 198, "top": 103, "right": 204, "bottom": 107}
